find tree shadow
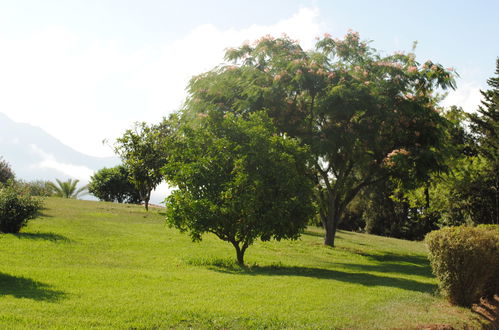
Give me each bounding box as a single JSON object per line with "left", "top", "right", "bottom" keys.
{"left": 335, "top": 252, "right": 434, "bottom": 278}
{"left": 206, "top": 262, "right": 436, "bottom": 293}
{"left": 13, "top": 232, "right": 71, "bottom": 242}
{"left": 37, "top": 207, "right": 53, "bottom": 218}
{"left": 303, "top": 229, "right": 324, "bottom": 238}
{"left": 0, "top": 273, "right": 66, "bottom": 301}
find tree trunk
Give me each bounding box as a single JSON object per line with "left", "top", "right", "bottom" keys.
{"left": 143, "top": 190, "right": 151, "bottom": 211}
{"left": 324, "top": 207, "right": 338, "bottom": 247}
{"left": 230, "top": 240, "right": 246, "bottom": 266}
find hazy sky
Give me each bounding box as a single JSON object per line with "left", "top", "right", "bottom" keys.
{"left": 1, "top": 0, "right": 498, "bottom": 157}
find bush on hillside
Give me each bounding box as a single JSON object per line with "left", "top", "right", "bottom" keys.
{"left": 0, "top": 156, "right": 15, "bottom": 184}
{"left": 15, "top": 180, "right": 53, "bottom": 196}
{"left": 0, "top": 183, "right": 42, "bottom": 233}
{"left": 88, "top": 165, "right": 141, "bottom": 204}
{"left": 425, "top": 226, "right": 498, "bottom": 306}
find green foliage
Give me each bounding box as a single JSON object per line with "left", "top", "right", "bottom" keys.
{"left": 88, "top": 165, "right": 141, "bottom": 204}
{"left": 185, "top": 32, "right": 456, "bottom": 246}
{"left": 164, "top": 112, "right": 314, "bottom": 264}
{"left": 0, "top": 156, "right": 15, "bottom": 184}
{"left": 47, "top": 179, "right": 87, "bottom": 199}
{"left": 429, "top": 156, "right": 498, "bottom": 226}
{"left": 0, "top": 183, "right": 42, "bottom": 233}
{"left": 15, "top": 180, "right": 53, "bottom": 197}
{"left": 469, "top": 58, "right": 499, "bottom": 165}
{"left": 425, "top": 226, "right": 499, "bottom": 306}
{"left": 114, "top": 122, "right": 166, "bottom": 210}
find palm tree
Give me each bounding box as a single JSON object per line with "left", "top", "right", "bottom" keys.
{"left": 48, "top": 179, "right": 87, "bottom": 199}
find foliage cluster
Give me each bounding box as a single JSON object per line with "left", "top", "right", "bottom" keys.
{"left": 88, "top": 165, "right": 141, "bottom": 204}
{"left": 15, "top": 180, "right": 54, "bottom": 197}
{"left": 47, "top": 179, "right": 87, "bottom": 199}
{"left": 0, "top": 156, "right": 15, "bottom": 184}
{"left": 0, "top": 182, "right": 42, "bottom": 233}
{"left": 114, "top": 122, "right": 167, "bottom": 210}
{"left": 164, "top": 112, "right": 314, "bottom": 264}
{"left": 425, "top": 226, "right": 499, "bottom": 306}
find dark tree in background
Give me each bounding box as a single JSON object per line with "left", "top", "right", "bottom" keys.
{"left": 0, "top": 156, "right": 15, "bottom": 184}
{"left": 88, "top": 165, "right": 141, "bottom": 204}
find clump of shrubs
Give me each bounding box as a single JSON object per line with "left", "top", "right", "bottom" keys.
{"left": 15, "top": 180, "right": 54, "bottom": 197}
{"left": 425, "top": 226, "right": 498, "bottom": 306}
{"left": 0, "top": 182, "right": 42, "bottom": 233}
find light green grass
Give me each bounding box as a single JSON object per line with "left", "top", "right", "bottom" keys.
{"left": 0, "top": 198, "right": 485, "bottom": 329}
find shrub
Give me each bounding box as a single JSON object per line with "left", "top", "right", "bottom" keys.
{"left": 425, "top": 226, "right": 499, "bottom": 306}
{"left": 0, "top": 184, "right": 42, "bottom": 233}
{"left": 88, "top": 166, "right": 141, "bottom": 204}
{"left": 0, "top": 156, "right": 15, "bottom": 184}
{"left": 15, "top": 180, "right": 53, "bottom": 196}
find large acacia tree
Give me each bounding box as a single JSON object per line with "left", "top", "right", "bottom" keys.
{"left": 184, "top": 32, "right": 456, "bottom": 246}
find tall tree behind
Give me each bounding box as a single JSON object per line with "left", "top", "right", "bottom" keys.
{"left": 467, "top": 58, "right": 499, "bottom": 224}
{"left": 0, "top": 156, "right": 15, "bottom": 184}
{"left": 114, "top": 122, "right": 166, "bottom": 211}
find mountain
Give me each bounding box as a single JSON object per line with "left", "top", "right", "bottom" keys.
{"left": 0, "top": 112, "right": 119, "bottom": 183}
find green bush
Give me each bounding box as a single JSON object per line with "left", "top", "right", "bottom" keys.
{"left": 425, "top": 226, "right": 498, "bottom": 306}
{"left": 0, "top": 184, "right": 42, "bottom": 233}
{"left": 15, "top": 180, "right": 53, "bottom": 196}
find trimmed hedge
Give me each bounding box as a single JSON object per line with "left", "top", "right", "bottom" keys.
{"left": 0, "top": 184, "right": 42, "bottom": 233}
{"left": 425, "top": 226, "right": 498, "bottom": 306}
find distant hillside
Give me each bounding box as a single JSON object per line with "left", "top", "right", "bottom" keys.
{"left": 0, "top": 112, "right": 119, "bottom": 183}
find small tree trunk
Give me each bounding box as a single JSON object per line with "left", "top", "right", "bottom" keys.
{"left": 230, "top": 240, "right": 246, "bottom": 265}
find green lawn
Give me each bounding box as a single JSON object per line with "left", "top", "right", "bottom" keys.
{"left": 0, "top": 198, "right": 485, "bottom": 329}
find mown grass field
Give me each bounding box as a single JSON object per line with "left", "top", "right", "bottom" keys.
{"left": 0, "top": 197, "right": 485, "bottom": 329}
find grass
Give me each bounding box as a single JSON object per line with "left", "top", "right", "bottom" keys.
{"left": 0, "top": 197, "right": 486, "bottom": 329}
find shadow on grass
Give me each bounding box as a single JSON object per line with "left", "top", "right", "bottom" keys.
{"left": 196, "top": 258, "right": 436, "bottom": 293}
{"left": 336, "top": 252, "right": 434, "bottom": 278}
{"left": 303, "top": 229, "right": 324, "bottom": 238}
{"left": 13, "top": 232, "right": 71, "bottom": 242}
{"left": 0, "top": 273, "right": 66, "bottom": 301}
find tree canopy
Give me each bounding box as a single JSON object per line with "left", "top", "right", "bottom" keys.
{"left": 88, "top": 165, "right": 141, "bottom": 204}
{"left": 184, "top": 32, "right": 456, "bottom": 246}
{"left": 0, "top": 156, "right": 15, "bottom": 184}
{"left": 114, "top": 122, "right": 166, "bottom": 211}
{"left": 163, "top": 112, "right": 314, "bottom": 264}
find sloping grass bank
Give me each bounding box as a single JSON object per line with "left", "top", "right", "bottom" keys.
{"left": 0, "top": 198, "right": 484, "bottom": 328}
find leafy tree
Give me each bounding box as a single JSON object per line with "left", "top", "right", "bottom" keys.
{"left": 48, "top": 178, "right": 87, "bottom": 199}
{"left": 466, "top": 58, "right": 499, "bottom": 224}
{"left": 469, "top": 58, "right": 499, "bottom": 165}
{"left": 184, "top": 32, "right": 455, "bottom": 246}
{"left": 88, "top": 165, "right": 141, "bottom": 204}
{"left": 114, "top": 122, "right": 166, "bottom": 211}
{"left": 0, "top": 156, "right": 15, "bottom": 184}
{"left": 163, "top": 112, "right": 314, "bottom": 265}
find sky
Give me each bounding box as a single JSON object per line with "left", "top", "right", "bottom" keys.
{"left": 0, "top": 0, "right": 498, "bottom": 158}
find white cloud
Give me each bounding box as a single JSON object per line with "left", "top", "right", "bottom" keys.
{"left": 0, "top": 7, "right": 325, "bottom": 157}
{"left": 441, "top": 81, "right": 483, "bottom": 113}
{"left": 29, "top": 144, "right": 94, "bottom": 182}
